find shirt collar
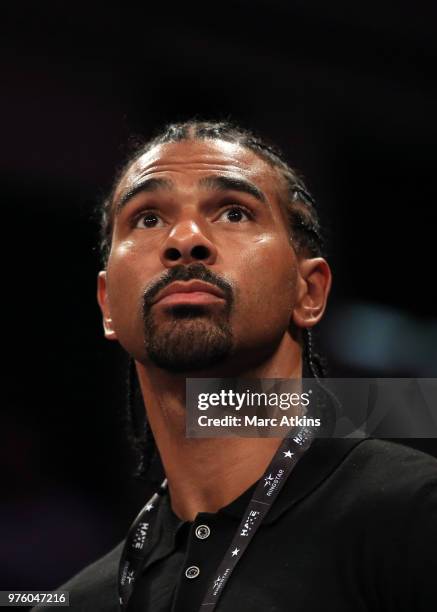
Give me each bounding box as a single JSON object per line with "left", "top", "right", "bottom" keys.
{"left": 218, "top": 437, "right": 366, "bottom": 525}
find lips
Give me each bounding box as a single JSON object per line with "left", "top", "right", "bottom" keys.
{"left": 151, "top": 280, "right": 226, "bottom": 306}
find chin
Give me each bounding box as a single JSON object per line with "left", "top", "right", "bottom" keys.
{"left": 144, "top": 314, "right": 233, "bottom": 373}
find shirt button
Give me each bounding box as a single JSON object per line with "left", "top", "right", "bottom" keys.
{"left": 195, "top": 524, "right": 211, "bottom": 540}
{"left": 185, "top": 565, "right": 200, "bottom": 579}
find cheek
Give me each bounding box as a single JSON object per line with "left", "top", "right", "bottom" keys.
{"left": 230, "top": 235, "right": 298, "bottom": 328}
{"left": 105, "top": 242, "right": 156, "bottom": 357}
{"left": 238, "top": 235, "right": 296, "bottom": 296}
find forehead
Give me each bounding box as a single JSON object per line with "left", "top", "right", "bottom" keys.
{"left": 113, "top": 139, "right": 281, "bottom": 203}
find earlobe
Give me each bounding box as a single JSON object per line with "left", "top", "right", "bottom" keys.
{"left": 292, "top": 258, "right": 332, "bottom": 329}
{"left": 97, "top": 270, "right": 118, "bottom": 341}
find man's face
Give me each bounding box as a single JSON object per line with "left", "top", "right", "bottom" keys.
{"left": 98, "top": 139, "right": 308, "bottom": 372}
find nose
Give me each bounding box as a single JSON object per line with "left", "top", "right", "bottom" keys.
{"left": 159, "top": 218, "right": 218, "bottom": 267}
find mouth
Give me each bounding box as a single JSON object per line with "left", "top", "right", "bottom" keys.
{"left": 151, "top": 280, "right": 226, "bottom": 307}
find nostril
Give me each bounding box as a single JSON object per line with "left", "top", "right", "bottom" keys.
{"left": 191, "top": 245, "right": 210, "bottom": 260}
{"left": 165, "top": 247, "right": 181, "bottom": 261}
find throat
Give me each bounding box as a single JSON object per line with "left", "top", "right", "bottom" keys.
{"left": 164, "top": 437, "right": 283, "bottom": 522}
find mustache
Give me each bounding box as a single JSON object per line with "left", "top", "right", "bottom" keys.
{"left": 142, "top": 263, "right": 234, "bottom": 310}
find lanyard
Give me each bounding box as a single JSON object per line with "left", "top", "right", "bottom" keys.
{"left": 118, "top": 426, "right": 315, "bottom": 611}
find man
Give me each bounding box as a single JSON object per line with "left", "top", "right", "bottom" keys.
{"left": 35, "top": 121, "right": 437, "bottom": 611}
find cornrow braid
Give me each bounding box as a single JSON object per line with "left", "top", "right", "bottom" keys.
{"left": 303, "top": 328, "right": 327, "bottom": 379}
{"left": 126, "top": 357, "right": 158, "bottom": 481}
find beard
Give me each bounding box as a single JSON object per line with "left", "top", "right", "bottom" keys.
{"left": 144, "top": 304, "right": 233, "bottom": 372}
{"left": 142, "top": 264, "right": 234, "bottom": 372}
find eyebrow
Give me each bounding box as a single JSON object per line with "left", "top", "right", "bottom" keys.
{"left": 115, "top": 177, "right": 174, "bottom": 214}
{"left": 114, "top": 174, "right": 267, "bottom": 216}
{"left": 198, "top": 175, "right": 267, "bottom": 204}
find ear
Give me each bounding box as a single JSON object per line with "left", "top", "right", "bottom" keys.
{"left": 292, "top": 257, "right": 332, "bottom": 329}
{"left": 97, "top": 270, "right": 118, "bottom": 340}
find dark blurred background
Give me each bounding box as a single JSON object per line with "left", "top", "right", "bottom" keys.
{"left": 1, "top": 0, "right": 436, "bottom": 593}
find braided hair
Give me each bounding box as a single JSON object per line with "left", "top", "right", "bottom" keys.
{"left": 98, "top": 119, "right": 328, "bottom": 480}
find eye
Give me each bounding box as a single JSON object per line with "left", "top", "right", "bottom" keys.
{"left": 218, "top": 206, "right": 253, "bottom": 223}
{"left": 134, "top": 212, "right": 165, "bottom": 229}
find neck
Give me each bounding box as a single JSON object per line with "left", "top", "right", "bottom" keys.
{"left": 135, "top": 334, "right": 302, "bottom": 522}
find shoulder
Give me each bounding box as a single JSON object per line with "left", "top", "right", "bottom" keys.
{"left": 345, "top": 438, "right": 437, "bottom": 485}
{"left": 31, "top": 540, "right": 124, "bottom": 612}
{"left": 345, "top": 440, "right": 437, "bottom": 607}
{"left": 332, "top": 438, "right": 437, "bottom": 516}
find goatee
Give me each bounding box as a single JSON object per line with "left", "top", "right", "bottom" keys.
{"left": 142, "top": 264, "right": 234, "bottom": 372}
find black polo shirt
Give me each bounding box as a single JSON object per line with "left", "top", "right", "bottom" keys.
{"left": 33, "top": 438, "right": 437, "bottom": 611}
